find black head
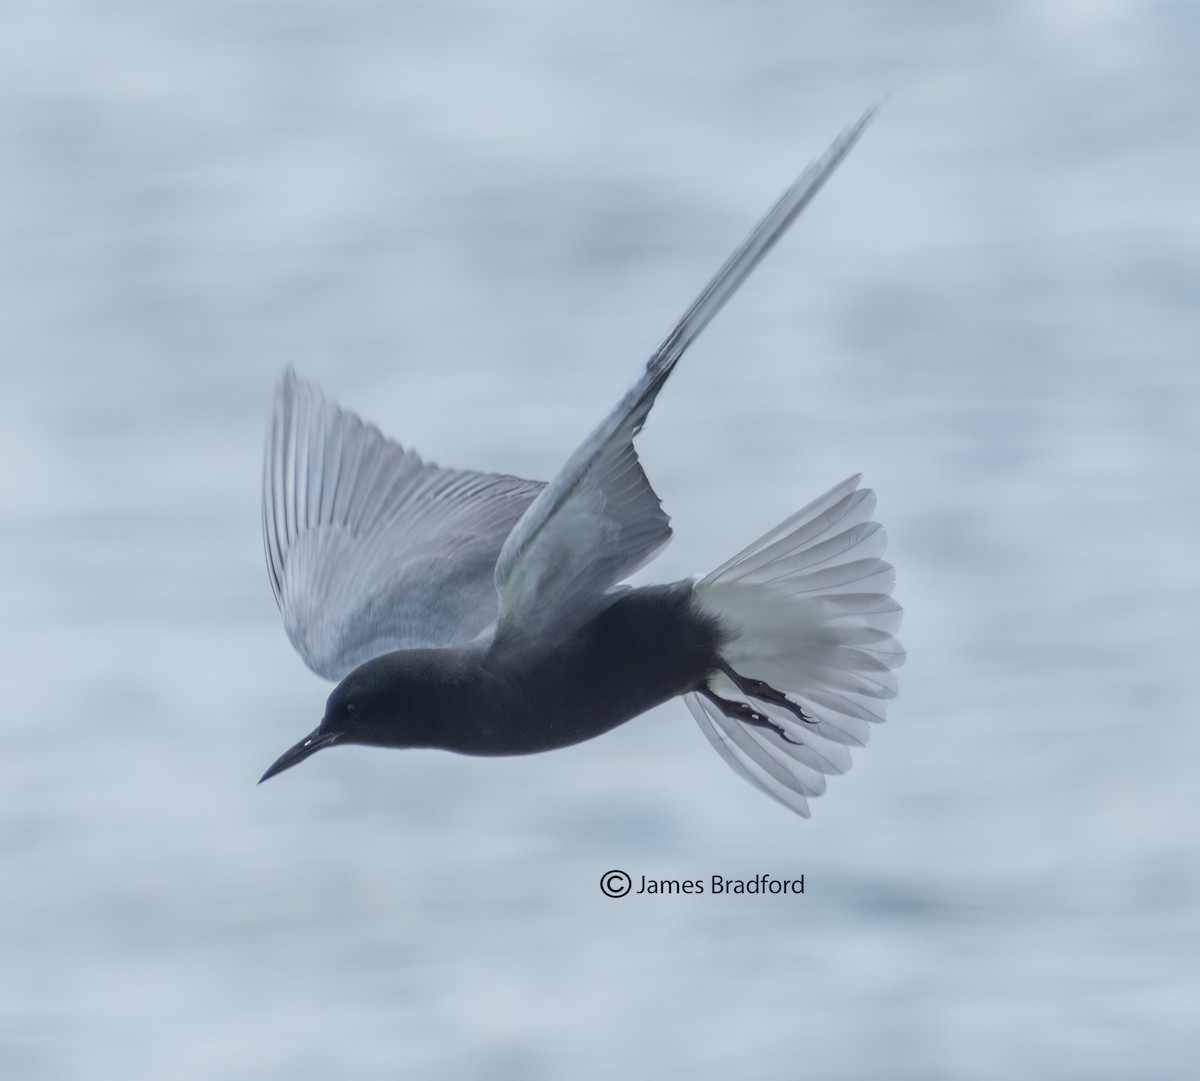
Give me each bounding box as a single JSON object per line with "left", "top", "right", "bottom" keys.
{"left": 257, "top": 650, "right": 455, "bottom": 784}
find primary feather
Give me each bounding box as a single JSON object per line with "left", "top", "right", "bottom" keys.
{"left": 492, "top": 107, "right": 878, "bottom": 637}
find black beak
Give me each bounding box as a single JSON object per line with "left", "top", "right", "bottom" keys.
{"left": 258, "top": 726, "right": 341, "bottom": 784}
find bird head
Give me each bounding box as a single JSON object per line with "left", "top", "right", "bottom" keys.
{"left": 257, "top": 650, "right": 454, "bottom": 783}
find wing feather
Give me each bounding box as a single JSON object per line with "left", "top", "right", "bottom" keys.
{"left": 263, "top": 368, "right": 545, "bottom": 680}
{"left": 492, "top": 108, "right": 877, "bottom": 635}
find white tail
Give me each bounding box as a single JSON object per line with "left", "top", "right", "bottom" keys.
{"left": 687, "top": 475, "right": 904, "bottom": 817}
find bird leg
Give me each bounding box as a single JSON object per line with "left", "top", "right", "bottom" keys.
{"left": 697, "top": 685, "right": 803, "bottom": 746}
{"left": 716, "top": 660, "right": 813, "bottom": 725}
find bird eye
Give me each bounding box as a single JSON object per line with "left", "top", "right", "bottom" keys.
{"left": 345, "top": 702, "right": 359, "bottom": 718}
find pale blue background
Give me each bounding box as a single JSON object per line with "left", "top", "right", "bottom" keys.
{"left": 2, "top": 2, "right": 1197, "bottom": 1078}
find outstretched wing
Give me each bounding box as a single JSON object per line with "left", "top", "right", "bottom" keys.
{"left": 263, "top": 368, "right": 545, "bottom": 680}
{"left": 492, "top": 108, "right": 876, "bottom": 636}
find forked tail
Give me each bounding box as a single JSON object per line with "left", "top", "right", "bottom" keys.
{"left": 688, "top": 475, "right": 904, "bottom": 816}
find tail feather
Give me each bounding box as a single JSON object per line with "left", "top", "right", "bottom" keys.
{"left": 688, "top": 475, "right": 904, "bottom": 816}
{"left": 706, "top": 475, "right": 867, "bottom": 580}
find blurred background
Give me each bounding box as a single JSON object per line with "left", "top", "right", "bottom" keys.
{"left": 2, "top": 1, "right": 1197, "bottom": 1078}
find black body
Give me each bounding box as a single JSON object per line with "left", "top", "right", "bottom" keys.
{"left": 471, "top": 582, "right": 727, "bottom": 754}
{"left": 260, "top": 582, "right": 728, "bottom": 781}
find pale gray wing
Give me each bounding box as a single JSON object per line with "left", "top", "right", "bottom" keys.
{"left": 492, "top": 108, "right": 876, "bottom": 635}
{"left": 263, "top": 368, "right": 545, "bottom": 680}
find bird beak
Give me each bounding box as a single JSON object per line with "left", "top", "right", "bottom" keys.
{"left": 258, "top": 726, "right": 341, "bottom": 783}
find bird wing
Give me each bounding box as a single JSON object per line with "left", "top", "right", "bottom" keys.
{"left": 492, "top": 108, "right": 876, "bottom": 637}
{"left": 263, "top": 368, "right": 545, "bottom": 681}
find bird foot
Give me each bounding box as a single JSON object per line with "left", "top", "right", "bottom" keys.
{"left": 717, "top": 660, "right": 813, "bottom": 724}
{"left": 697, "top": 684, "right": 800, "bottom": 744}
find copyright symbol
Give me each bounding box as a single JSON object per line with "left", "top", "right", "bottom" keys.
{"left": 600, "top": 869, "right": 632, "bottom": 898}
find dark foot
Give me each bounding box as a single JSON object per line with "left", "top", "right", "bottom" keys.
{"left": 697, "top": 686, "right": 799, "bottom": 744}
{"left": 717, "top": 660, "right": 813, "bottom": 724}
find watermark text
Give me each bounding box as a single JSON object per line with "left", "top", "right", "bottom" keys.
{"left": 600, "top": 870, "right": 804, "bottom": 898}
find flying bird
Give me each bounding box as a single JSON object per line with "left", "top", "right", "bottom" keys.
{"left": 259, "top": 109, "right": 903, "bottom": 817}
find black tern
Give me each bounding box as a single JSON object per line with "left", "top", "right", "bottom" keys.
{"left": 259, "top": 108, "right": 904, "bottom": 816}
